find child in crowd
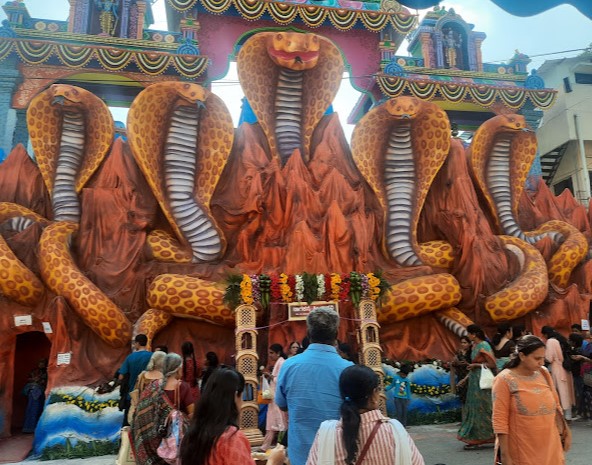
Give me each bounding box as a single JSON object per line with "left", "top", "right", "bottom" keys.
{"left": 386, "top": 364, "right": 412, "bottom": 427}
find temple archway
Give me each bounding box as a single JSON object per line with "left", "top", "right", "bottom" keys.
{"left": 11, "top": 331, "right": 51, "bottom": 433}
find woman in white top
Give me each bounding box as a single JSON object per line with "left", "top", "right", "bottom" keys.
{"left": 306, "top": 365, "right": 424, "bottom": 465}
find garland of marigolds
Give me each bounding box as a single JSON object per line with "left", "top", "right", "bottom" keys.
{"left": 224, "top": 272, "right": 390, "bottom": 309}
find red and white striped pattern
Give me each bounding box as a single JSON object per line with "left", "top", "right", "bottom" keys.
{"left": 306, "top": 410, "right": 425, "bottom": 465}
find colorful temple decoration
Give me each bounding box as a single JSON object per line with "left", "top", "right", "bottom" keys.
{"left": 376, "top": 75, "right": 557, "bottom": 109}
{"left": 0, "top": 0, "right": 589, "bottom": 457}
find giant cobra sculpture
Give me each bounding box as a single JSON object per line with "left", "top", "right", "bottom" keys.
{"left": 0, "top": 31, "right": 589, "bottom": 361}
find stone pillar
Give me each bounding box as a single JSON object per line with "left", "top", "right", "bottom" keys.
{"left": 234, "top": 304, "right": 264, "bottom": 446}
{"left": 119, "top": 0, "right": 131, "bottom": 38}
{"left": 68, "top": 0, "right": 79, "bottom": 32}
{"left": 434, "top": 33, "right": 444, "bottom": 69}
{"left": 70, "top": 0, "right": 91, "bottom": 34}
{"left": 0, "top": 65, "right": 21, "bottom": 155}
{"left": 357, "top": 300, "right": 386, "bottom": 415}
{"left": 12, "top": 109, "right": 28, "bottom": 149}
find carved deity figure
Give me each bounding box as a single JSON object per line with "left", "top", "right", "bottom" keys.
{"left": 94, "top": 0, "right": 119, "bottom": 36}
{"left": 443, "top": 29, "right": 462, "bottom": 69}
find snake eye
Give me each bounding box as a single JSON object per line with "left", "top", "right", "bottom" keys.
{"left": 276, "top": 33, "right": 283, "bottom": 41}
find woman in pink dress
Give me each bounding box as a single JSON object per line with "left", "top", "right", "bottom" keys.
{"left": 541, "top": 326, "right": 574, "bottom": 420}
{"left": 261, "top": 343, "right": 288, "bottom": 451}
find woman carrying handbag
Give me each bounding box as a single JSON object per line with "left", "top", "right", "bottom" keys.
{"left": 492, "top": 335, "right": 571, "bottom": 465}
{"left": 306, "top": 365, "right": 424, "bottom": 465}
{"left": 457, "top": 324, "right": 497, "bottom": 450}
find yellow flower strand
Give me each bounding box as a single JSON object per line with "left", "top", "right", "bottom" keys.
{"left": 330, "top": 273, "right": 341, "bottom": 301}
{"left": 240, "top": 274, "right": 254, "bottom": 305}
{"left": 279, "top": 273, "right": 292, "bottom": 303}
{"left": 367, "top": 273, "right": 381, "bottom": 301}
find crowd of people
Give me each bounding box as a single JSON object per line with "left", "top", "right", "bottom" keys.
{"left": 450, "top": 322, "right": 592, "bottom": 465}
{"left": 115, "top": 313, "right": 591, "bottom": 465}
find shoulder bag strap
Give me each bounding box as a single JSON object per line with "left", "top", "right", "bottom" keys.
{"left": 539, "top": 368, "right": 569, "bottom": 443}
{"left": 175, "top": 380, "right": 181, "bottom": 409}
{"left": 355, "top": 421, "right": 382, "bottom": 465}
{"left": 388, "top": 419, "right": 412, "bottom": 465}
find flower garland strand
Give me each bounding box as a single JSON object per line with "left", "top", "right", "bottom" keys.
{"left": 294, "top": 274, "right": 304, "bottom": 302}
{"left": 225, "top": 272, "right": 390, "bottom": 309}
{"left": 240, "top": 274, "right": 254, "bottom": 305}
{"left": 316, "top": 274, "right": 325, "bottom": 300}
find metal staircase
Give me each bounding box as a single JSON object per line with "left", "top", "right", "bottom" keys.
{"left": 540, "top": 142, "right": 569, "bottom": 185}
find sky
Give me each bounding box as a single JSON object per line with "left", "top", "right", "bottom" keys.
{"left": 1, "top": 0, "right": 590, "bottom": 137}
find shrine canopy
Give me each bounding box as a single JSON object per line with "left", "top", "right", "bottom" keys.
{"left": 397, "top": 0, "right": 592, "bottom": 18}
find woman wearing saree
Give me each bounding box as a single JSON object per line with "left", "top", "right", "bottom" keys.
{"left": 457, "top": 324, "right": 496, "bottom": 449}
{"left": 492, "top": 324, "right": 516, "bottom": 372}
{"left": 492, "top": 335, "right": 570, "bottom": 465}
{"left": 132, "top": 353, "right": 195, "bottom": 465}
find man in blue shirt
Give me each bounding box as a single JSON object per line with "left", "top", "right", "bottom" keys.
{"left": 118, "top": 334, "right": 151, "bottom": 426}
{"left": 275, "top": 308, "right": 353, "bottom": 465}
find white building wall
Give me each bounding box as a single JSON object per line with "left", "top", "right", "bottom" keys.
{"left": 537, "top": 54, "right": 592, "bottom": 202}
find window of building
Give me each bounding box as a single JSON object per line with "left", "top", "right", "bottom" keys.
{"left": 553, "top": 177, "right": 573, "bottom": 196}
{"left": 563, "top": 77, "right": 572, "bottom": 93}
{"left": 575, "top": 73, "right": 592, "bottom": 84}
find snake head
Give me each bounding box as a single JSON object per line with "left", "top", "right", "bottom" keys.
{"left": 50, "top": 84, "right": 84, "bottom": 107}
{"left": 496, "top": 114, "right": 529, "bottom": 132}
{"left": 384, "top": 97, "right": 422, "bottom": 120}
{"left": 175, "top": 83, "right": 209, "bottom": 106}
{"left": 266, "top": 32, "right": 320, "bottom": 71}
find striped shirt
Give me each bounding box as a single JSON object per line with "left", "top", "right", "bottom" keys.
{"left": 305, "top": 410, "right": 425, "bottom": 465}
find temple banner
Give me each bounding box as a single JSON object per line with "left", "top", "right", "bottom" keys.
{"left": 288, "top": 302, "right": 339, "bottom": 321}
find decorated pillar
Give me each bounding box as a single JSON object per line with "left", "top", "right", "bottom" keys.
{"left": 68, "top": 0, "right": 78, "bottom": 32}
{"left": 357, "top": 300, "right": 386, "bottom": 415}
{"left": 419, "top": 32, "right": 433, "bottom": 68}
{"left": 12, "top": 109, "right": 28, "bottom": 149}
{"left": 474, "top": 37, "right": 484, "bottom": 72}
{"left": 69, "top": 0, "right": 92, "bottom": 34}
{"left": 118, "top": 0, "right": 131, "bottom": 38}
{"left": 0, "top": 66, "right": 21, "bottom": 155}
{"left": 132, "top": 0, "right": 147, "bottom": 40}
{"left": 234, "top": 304, "right": 264, "bottom": 446}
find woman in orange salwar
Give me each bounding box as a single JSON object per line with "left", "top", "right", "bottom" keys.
{"left": 492, "top": 335, "right": 571, "bottom": 465}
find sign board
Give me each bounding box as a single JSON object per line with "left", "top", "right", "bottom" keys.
{"left": 57, "top": 352, "right": 72, "bottom": 366}
{"left": 287, "top": 301, "right": 339, "bottom": 321}
{"left": 42, "top": 322, "right": 53, "bottom": 334}
{"left": 14, "top": 315, "right": 32, "bottom": 326}
{"left": 582, "top": 319, "right": 590, "bottom": 331}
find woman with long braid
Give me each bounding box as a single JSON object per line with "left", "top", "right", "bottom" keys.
{"left": 306, "top": 365, "right": 424, "bottom": 465}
